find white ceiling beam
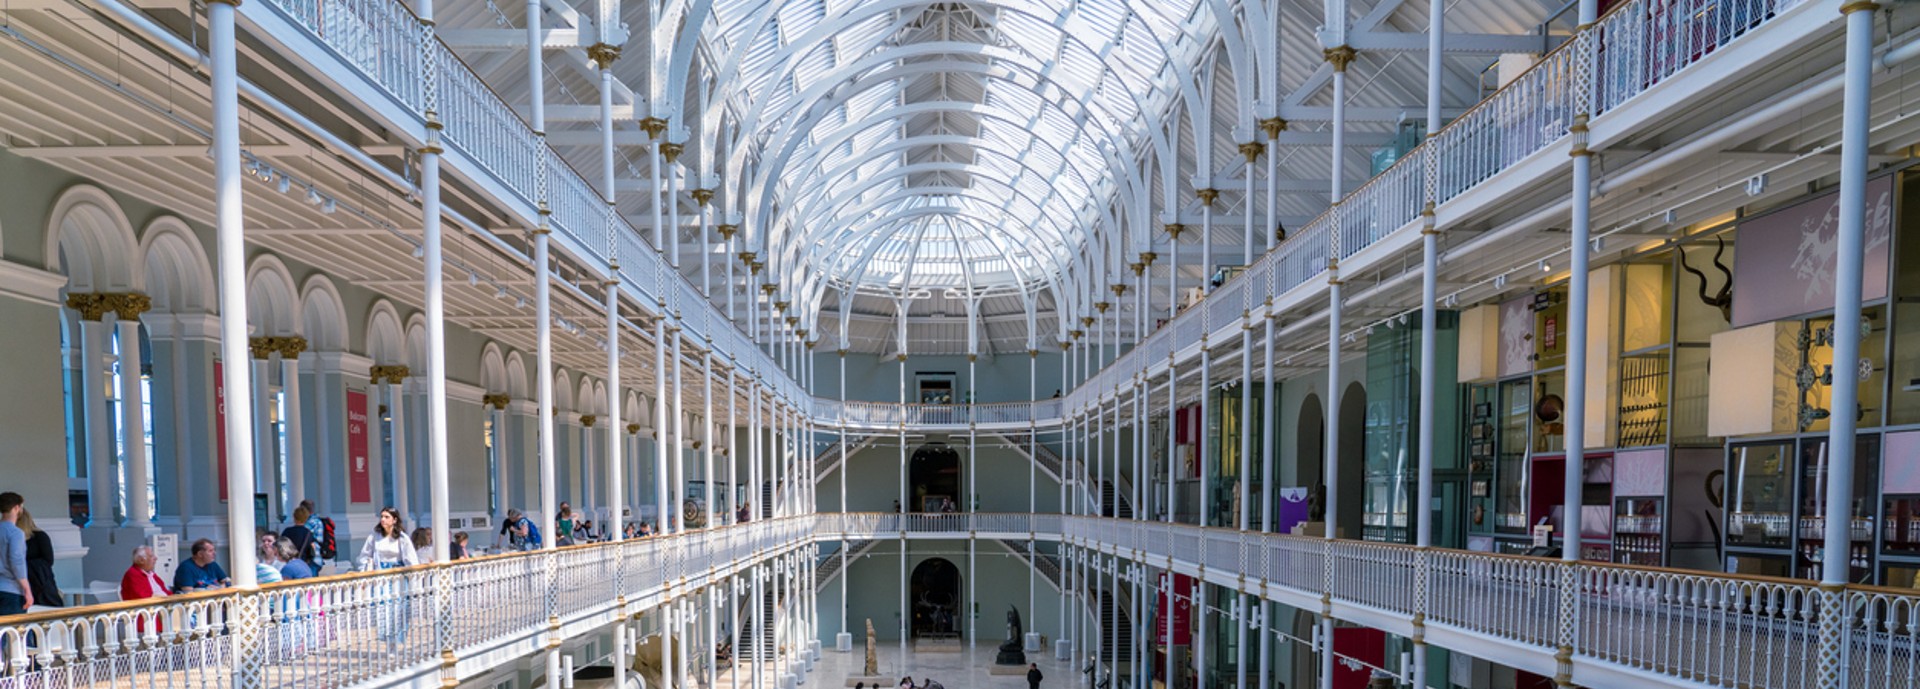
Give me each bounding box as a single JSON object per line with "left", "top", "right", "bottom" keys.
{"left": 1349, "top": 31, "right": 1551, "bottom": 55}
{"left": 439, "top": 28, "right": 586, "bottom": 49}
{"left": 1276, "top": 106, "right": 1468, "bottom": 123}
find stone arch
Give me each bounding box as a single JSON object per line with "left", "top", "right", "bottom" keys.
{"left": 480, "top": 343, "right": 508, "bottom": 394}
{"left": 403, "top": 315, "right": 427, "bottom": 372}
{"left": 365, "top": 301, "right": 406, "bottom": 365}
{"left": 47, "top": 184, "right": 142, "bottom": 293}
{"left": 553, "top": 368, "right": 574, "bottom": 412}
{"left": 1296, "top": 392, "right": 1324, "bottom": 492}
{"left": 137, "top": 216, "right": 212, "bottom": 314}
{"left": 505, "top": 352, "right": 530, "bottom": 401}
{"left": 298, "top": 275, "right": 349, "bottom": 352}
{"left": 244, "top": 255, "right": 300, "bottom": 338}
{"left": 576, "top": 376, "right": 600, "bottom": 416}
{"left": 624, "top": 390, "right": 641, "bottom": 426}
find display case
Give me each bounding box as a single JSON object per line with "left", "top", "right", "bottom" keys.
{"left": 1726, "top": 441, "right": 1794, "bottom": 548}
{"left": 1880, "top": 432, "right": 1920, "bottom": 556}
{"left": 1794, "top": 435, "right": 1879, "bottom": 583}
{"left": 1495, "top": 380, "right": 1531, "bottom": 533}
{"left": 1613, "top": 497, "right": 1665, "bottom": 567}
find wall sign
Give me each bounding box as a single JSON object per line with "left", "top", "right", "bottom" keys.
{"left": 1732, "top": 175, "right": 1893, "bottom": 328}
{"left": 348, "top": 389, "right": 371, "bottom": 503}
{"left": 215, "top": 359, "right": 228, "bottom": 502}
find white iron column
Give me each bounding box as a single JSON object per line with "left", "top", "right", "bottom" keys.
{"left": 1322, "top": 31, "right": 1354, "bottom": 689}
{"left": 1167, "top": 224, "right": 1182, "bottom": 321}
{"left": 1413, "top": 1, "right": 1445, "bottom": 687}
{"left": 277, "top": 339, "right": 305, "bottom": 521}
{"left": 704, "top": 352, "right": 716, "bottom": 529}
{"left": 672, "top": 328, "right": 685, "bottom": 531}
{"left": 1817, "top": 3, "right": 1879, "bottom": 688}
{"left": 419, "top": 0, "right": 450, "bottom": 561}
{"left": 1199, "top": 189, "right": 1217, "bottom": 295}
{"left": 209, "top": 0, "right": 259, "bottom": 596}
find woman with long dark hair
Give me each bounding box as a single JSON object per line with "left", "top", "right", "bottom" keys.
{"left": 357, "top": 507, "right": 418, "bottom": 646}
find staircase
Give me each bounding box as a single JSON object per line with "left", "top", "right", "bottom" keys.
{"left": 814, "top": 539, "right": 878, "bottom": 588}
{"left": 761, "top": 481, "right": 776, "bottom": 519}
{"left": 814, "top": 435, "right": 879, "bottom": 480}
{"left": 1097, "top": 590, "right": 1132, "bottom": 663}
{"left": 1100, "top": 480, "right": 1134, "bottom": 519}
{"left": 997, "top": 539, "right": 1063, "bottom": 591}
{"left": 738, "top": 590, "right": 778, "bottom": 663}
{"left": 991, "top": 433, "right": 1064, "bottom": 482}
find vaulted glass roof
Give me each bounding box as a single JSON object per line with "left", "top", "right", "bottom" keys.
{"left": 705, "top": 0, "right": 1209, "bottom": 298}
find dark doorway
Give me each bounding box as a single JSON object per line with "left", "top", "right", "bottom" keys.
{"left": 909, "top": 558, "right": 962, "bottom": 638}
{"left": 910, "top": 443, "right": 961, "bottom": 512}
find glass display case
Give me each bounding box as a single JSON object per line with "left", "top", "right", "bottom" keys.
{"left": 1795, "top": 435, "right": 1879, "bottom": 583}
{"left": 1495, "top": 380, "right": 1531, "bottom": 533}
{"left": 1466, "top": 386, "right": 1497, "bottom": 534}
{"left": 1614, "top": 497, "right": 1665, "bottom": 567}
{"left": 1882, "top": 432, "right": 1920, "bottom": 556}
{"left": 1726, "top": 441, "right": 1794, "bottom": 548}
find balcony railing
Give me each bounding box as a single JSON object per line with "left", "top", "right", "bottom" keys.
{"left": 251, "top": 0, "right": 808, "bottom": 408}
{"left": 1062, "top": 0, "right": 1812, "bottom": 413}
{"left": 0, "top": 517, "right": 812, "bottom": 688}
{"left": 6, "top": 510, "right": 1913, "bottom": 688}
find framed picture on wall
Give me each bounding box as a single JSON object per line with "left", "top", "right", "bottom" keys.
{"left": 1471, "top": 480, "right": 1490, "bottom": 497}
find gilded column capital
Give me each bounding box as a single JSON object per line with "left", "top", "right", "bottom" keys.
{"left": 483, "top": 393, "right": 511, "bottom": 410}
{"left": 626, "top": 423, "right": 642, "bottom": 435}
{"left": 1139, "top": 251, "right": 1157, "bottom": 266}
{"left": 1164, "top": 223, "right": 1185, "bottom": 239}
{"left": 691, "top": 189, "right": 715, "bottom": 206}
{"left": 639, "top": 118, "right": 669, "bottom": 139}
{"left": 1259, "top": 118, "right": 1289, "bottom": 139}
{"left": 580, "top": 414, "right": 597, "bottom": 428}
{"left": 1196, "top": 188, "right": 1219, "bottom": 207}
{"left": 369, "top": 364, "right": 411, "bottom": 385}
{"left": 586, "top": 44, "right": 621, "bottom": 70}
{"left": 662, "top": 143, "right": 684, "bottom": 164}
{"left": 717, "top": 224, "right": 738, "bottom": 240}
{"left": 1111, "top": 283, "right": 1128, "bottom": 297}
{"left": 275, "top": 336, "right": 308, "bottom": 359}
{"left": 1129, "top": 262, "right": 1145, "bottom": 277}
{"left": 1094, "top": 302, "right": 1110, "bottom": 313}
{"left": 1239, "top": 141, "right": 1266, "bottom": 163}
{"left": 249, "top": 337, "right": 277, "bottom": 361}
{"left": 1323, "top": 46, "right": 1357, "bottom": 72}
{"left": 749, "top": 261, "right": 764, "bottom": 276}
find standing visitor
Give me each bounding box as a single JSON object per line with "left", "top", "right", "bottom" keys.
{"left": 411, "top": 527, "right": 435, "bottom": 564}
{"left": 358, "top": 508, "right": 418, "bottom": 571}
{"left": 1027, "top": 664, "right": 1043, "bottom": 689}
{"left": 277, "top": 539, "right": 314, "bottom": 580}
{"left": 0, "top": 493, "right": 32, "bottom": 615}
{"left": 19, "top": 509, "right": 62, "bottom": 608}
{"left": 283, "top": 504, "right": 323, "bottom": 572}
{"left": 556, "top": 503, "right": 576, "bottom": 545}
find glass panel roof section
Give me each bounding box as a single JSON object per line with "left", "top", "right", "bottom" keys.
{"left": 703, "top": 0, "right": 1209, "bottom": 297}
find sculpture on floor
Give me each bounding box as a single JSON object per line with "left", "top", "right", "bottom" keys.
{"left": 865, "top": 618, "right": 879, "bottom": 676}
{"left": 995, "top": 605, "right": 1026, "bottom": 665}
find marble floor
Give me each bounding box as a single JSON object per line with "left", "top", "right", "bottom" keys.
{"left": 716, "top": 642, "right": 1080, "bottom": 689}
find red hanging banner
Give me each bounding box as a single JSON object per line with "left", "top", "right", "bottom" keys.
{"left": 214, "top": 360, "right": 228, "bottom": 501}
{"left": 347, "top": 390, "right": 371, "bottom": 503}
{"left": 1155, "top": 572, "right": 1194, "bottom": 646}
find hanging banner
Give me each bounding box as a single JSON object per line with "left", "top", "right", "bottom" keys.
{"left": 348, "top": 390, "right": 371, "bottom": 503}
{"left": 214, "top": 359, "right": 228, "bottom": 502}
{"left": 1155, "top": 572, "right": 1194, "bottom": 646}
{"left": 1732, "top": 175, "right": 1893, "bottom": 328}
{"left": 1332, "top": 627, "right": 1386, "bottom": 689}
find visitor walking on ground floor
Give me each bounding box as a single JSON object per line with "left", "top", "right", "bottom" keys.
{"left": 1027, "top": 663, "right": 1043, "bottom": 689}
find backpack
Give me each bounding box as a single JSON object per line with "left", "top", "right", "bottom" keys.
{"left": 317, "top": 517, "right": 339, "bottom": 560}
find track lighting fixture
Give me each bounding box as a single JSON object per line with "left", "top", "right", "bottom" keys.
{"left": 412, "top": 245, "right": 426, "bottom": 259}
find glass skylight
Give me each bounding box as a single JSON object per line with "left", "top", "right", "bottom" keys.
{"left": 704, "top": 0, "right": 1208, "bottom": 297}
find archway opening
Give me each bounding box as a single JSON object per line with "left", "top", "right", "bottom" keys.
{"left": 909, "top": 557, "right": 961, "bottom": 639}
{"left": 908, "top": 442, "right": 960, "bottom": 513}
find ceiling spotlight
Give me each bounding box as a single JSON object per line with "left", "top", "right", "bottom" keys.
{"left": 496, "top": 286, "right": 509, "bottom": 300}
{"left": 412, "top": 245, "right": 425, "bottom": 259}
{"left": 320, "top": 198, "right": 337, "bottom": 215}
{"left": 276, "top": 173, "right": 292, "bottom": 195}
{"left": 468, "top": 271, "right": 481, "bottom": 287}
{"left": 516, "top": 296, "right": 528, "bottom": 309}
{"left": 1539, "top": 259, "right": 1552, "bottom": 273}
{"left": 305, "top": 186, "right": 324, "bottom": 205}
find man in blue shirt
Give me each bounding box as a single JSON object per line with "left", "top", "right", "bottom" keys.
{"left": 0, "top": 492, "right": 29, "bottom": 615}
{"left": 173, "top": 538, "right": 231, "bottom": 592}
